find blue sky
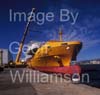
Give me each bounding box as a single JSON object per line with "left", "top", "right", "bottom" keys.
{"left": 0, "top": 0, "right": 100, "bottom": 61}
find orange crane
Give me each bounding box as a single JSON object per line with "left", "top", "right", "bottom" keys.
{"left": 15, "top": 8, "right": 35, "bottom": 66}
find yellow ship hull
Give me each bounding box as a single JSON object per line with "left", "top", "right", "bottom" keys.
{"left": 27, "top": 41, "right": 82, "bottom": 70}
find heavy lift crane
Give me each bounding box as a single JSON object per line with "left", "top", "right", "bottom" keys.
{"left": 14, "top": 8, "right": 35, "bottom": 66}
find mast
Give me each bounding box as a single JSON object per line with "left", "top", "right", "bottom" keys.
{"left": 59, "top": 28, "right": 63, "bottom": 41}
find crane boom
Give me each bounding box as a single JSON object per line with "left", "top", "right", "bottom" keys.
{"left": 15, "top": 8, "right": 35, "bottom": 65}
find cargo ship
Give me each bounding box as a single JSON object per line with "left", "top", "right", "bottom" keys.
{"left": 26, "top": 30, "right": 82, "bottom": 75}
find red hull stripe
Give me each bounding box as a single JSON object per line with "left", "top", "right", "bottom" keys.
{"left": 32, "top": 65, "right": 81, "bottom": 74}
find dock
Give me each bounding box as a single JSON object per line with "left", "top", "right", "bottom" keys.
{"left": 0, "top": 68, "right": 100, "bottom": 95}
